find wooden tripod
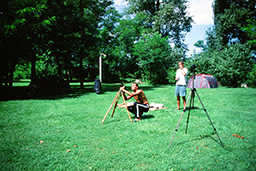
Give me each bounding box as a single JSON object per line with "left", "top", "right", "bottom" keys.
{"left": 101, "top": 90, "right": 133, "bottom": 124}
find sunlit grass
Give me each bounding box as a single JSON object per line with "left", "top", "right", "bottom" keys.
{"left": 0, "top": 82, "right": 255, "bottom": 170}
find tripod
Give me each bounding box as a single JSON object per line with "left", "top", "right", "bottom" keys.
{"left": 101, "top": 90, "right": 133, "bottom": 124}
{"left": 169, "top": 73, "right": 224, "bottom": 148}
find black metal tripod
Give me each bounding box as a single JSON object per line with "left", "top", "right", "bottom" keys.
{"left": 169, "top": 72, "right": 224, "bottom": 148}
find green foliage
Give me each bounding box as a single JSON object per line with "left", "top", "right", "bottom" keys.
{"left": 191, "top": 43, "right": 253, "bottom": 87}
{"left": 213, "top": 44, "right": 253, "bottom": 87}
{"left": 189, "top": 1, "right": 256, "bottom": 87}
{"left": 1, "top": 0, "right": 60, "bottom": 85}
{"left": 0, "top": 0, "right": 114, "bottom": 86}
{"left": 13, "top": 63, "right": 31, "bottom": 79}
{"left": 194, "top": 40, "right": 206, "bottom": 49}
{"left": 43, "top": 0, "right": 112, "bottom": 83}
{"left": 243, "top": 18, "right": 256, "bottom": 48}
{"left": 127, "top": 0, "right": 193, "bottom": 48}
{"left": 166, "top": 68, "right": 176, "bottom": 85}
{"left": 248, "top": 63, "right": 256, "bottom": 87}
{"left": 1, "top": 83, "right": 256, "bottom": 170}
{"left": 110, "top": 14, "right": 149, "bottom": 79}
{"left": 134, "top": 32, "right": 174, "bottom": 84}
{"left": 35, "top": 52, "right": 58, "bottom": 77}
{"left": 213, "top": 0, "right": 256, "bottom": 46}
{"left": 1, "top": 0, "right": 193, "bottom": 86}
{"left": 109, "top": 12, "right": 186, "bottom": 84}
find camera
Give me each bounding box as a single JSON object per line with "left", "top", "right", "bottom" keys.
{"left": 190, "top": 64, "right": 196, "bottom": 72}
{"left": 120, "top": 82, "right": 124, "bottom": 87}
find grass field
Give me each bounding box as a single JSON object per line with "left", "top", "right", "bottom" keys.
{"left": 0, "top": 82, "right": 256, "bottom": 170}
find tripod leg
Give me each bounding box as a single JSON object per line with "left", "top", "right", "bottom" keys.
{"left": 192, "top": 91, "right": 195, "bottom": 109}
{"left": 101, "top": 91, "right": 121, "bottom": 124}
{"left": 169, "top": 110, "right": 186, "bottom": 147}
{"left": 111, "top": 93, "right": 121, "bottom": 117}
{"left": 185, "top": 91, "right": 194, "bottom": 134}
{"left": 169, "top": 90, "right": 192, "bottom": 147}
{"left": 121, "top": 91, "right": 133, "bottom": 122}
{"left": 194, "top": 90, "right": 224, "bottom": 147}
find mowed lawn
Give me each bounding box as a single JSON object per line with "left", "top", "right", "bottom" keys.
{"left": 0, "top": 82, "right": 256, "bottom": 170}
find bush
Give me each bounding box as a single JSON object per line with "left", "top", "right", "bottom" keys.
{"left": 14, "top": 63, "right": 31, "bottom": 79}
{"left": 167, "top": 68, "right": 176, "bottom": 85}
{"left": 191, "top": 43, "right": 253, "bottom": 87}
{"left": 248, "top": 63, "right": 256, "bottom": 87}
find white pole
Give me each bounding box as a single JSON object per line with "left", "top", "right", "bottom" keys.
{"left": 99, "top": 56, "right": 102, "bottom": 83}
{"left": 99, "top": 53, "right": 106, "bottom": 83}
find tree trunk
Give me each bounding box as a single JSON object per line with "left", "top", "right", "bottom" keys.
{"left": 79, "top": 0, "right": 85, "bottom": 89}
{"left": 8, "top": 59, "right": 15, "bottom": 87}
{"left": 79, "top": 57, "right": 84, "bottom": 89}
{"left": 64, "top": 54, "right": 69, "bottom": 82}
{"left": 31, "top": 56, "right": 36, "bottom": 82}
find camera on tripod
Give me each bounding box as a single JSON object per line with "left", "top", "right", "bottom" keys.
{"left": 120, "top": 82, "right": 124, "bottom": 87}
{"left": 190, "top": 64, "right": 196, "bottom": 73}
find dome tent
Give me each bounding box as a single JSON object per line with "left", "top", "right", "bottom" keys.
{"left": 187, "top": 74, "right": 218, "bottom": 88}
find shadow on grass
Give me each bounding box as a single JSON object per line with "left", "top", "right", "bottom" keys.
{"left": 141, "top": 114, "right": 155, "bottom": 120}
{"left": 0, "top": 83, "right": 159, "bottom": 101}
{"left": 173, "top": 132, "right": 224, "bottom": 148}
{"left": 102, "top": 114, "right": 155, "bottom": 124}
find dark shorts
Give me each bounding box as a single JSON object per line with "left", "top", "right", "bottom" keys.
{"left": 128, "top": 102, "right": 149, "bottom": 118}
{"left": 175, "top": 85, "right": 186, "bottom": 97}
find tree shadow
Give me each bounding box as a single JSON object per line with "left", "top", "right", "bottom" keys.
{"left": 0, "top": 82, "right": 161, "bottom": 101}
{"left": 0, "top": 86, "right": 30, "bottom": 101}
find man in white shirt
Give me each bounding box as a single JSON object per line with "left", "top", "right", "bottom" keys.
{"left": 175, "top": 61, "right": 188, "bottom": 110}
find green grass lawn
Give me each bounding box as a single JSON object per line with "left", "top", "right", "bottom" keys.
{"left": 1, "top": 82, "right": 256, "bottom": 170}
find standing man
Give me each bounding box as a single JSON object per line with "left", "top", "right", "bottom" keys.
{"left": 120, "top": 82, "right": 149, "bottom": 122}
{"left": 175, "top": 61, "right": 188, "bottom": 110}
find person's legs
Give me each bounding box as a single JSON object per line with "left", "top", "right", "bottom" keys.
{"left": 128, "top": 104, "right": 136, "bottom": 114}
{"left": 175, "top": 85, "right": 181, "bottom": 109}
{"left": 176, "top": 96, "right": 180, "bottom": 109}
{"left": 134, "top": 102, "right": 149, "bottom": 121}
{"left": 180, "top": 85, "right": 187, "bottom": 109}
{"left": 182, "top": 96, "right": 186, "bottom": 109}
{"left": 175, "top": 85, "right": 187, "bottom": 110}
{"left": 137, "top": 103, "right": 149, "bottom": 116}
{"left": 128, "top": 102, "right": 142, "bottom": 120}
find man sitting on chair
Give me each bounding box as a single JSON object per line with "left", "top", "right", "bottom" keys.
{"left": 120, "top": 82, "right": 149, "bottom": 122}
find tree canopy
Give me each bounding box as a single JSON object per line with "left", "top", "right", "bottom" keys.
{"left": 190, "top": 0, "right": 255, "bottom": 87}
{"left": 0, "top": 0, "right": 255, "bottom": 88}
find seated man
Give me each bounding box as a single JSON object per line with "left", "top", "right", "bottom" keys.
{"left": 120, "top": 82, "right": 149, "bottom": 122}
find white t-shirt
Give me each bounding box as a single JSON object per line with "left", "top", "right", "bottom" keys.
{"left": 175, "top": 68, "right": 188, "bottom": 85}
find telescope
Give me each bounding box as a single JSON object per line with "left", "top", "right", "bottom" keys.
{"left": 120, "top": 82, "right": 124, "bottom": 87}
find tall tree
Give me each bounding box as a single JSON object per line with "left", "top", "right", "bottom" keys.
{"left": 45, "top": 0, "right": 112, "bottom": 88}
{"left": 126, "top": 0, "right": 193, "bottom": 48}
{"left": 0, "top": 0, "right": 48, "bottom": 85}
{"left": 133, "top": 32, "right": 176, "bottom": 84}
{"left": 213, "top": 0, "right": 256, "bottom": 47}
{"left": 112, "top": 14, "right": 149, "bottom": 79}
{"left": 98, "top": 7, "right": 121, "bottom": 82}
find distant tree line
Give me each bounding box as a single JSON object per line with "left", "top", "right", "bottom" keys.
{"left": 190, "top": 0, "right": 256, "bottom": 87}
{"left": 0, "top": 0, "right": 192, "bottom": 87}
{"left": 0, "top": 0, "right": 255, "bottom": 88}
